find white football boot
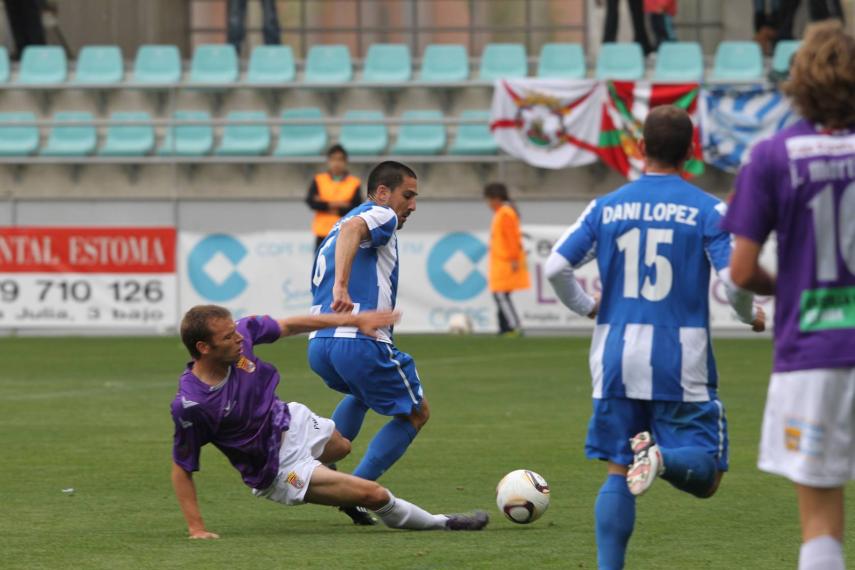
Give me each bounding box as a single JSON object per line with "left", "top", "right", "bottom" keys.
{"left": 626, "top": 431, "right": 664, "bottom": 496}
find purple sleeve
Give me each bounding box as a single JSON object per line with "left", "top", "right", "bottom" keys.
{"left": 721, "top": 140, "right": 777, "bottom": 244}
{"left": 236, "top": 315, "right": 282, "bottom": 348}
{"left": 171, "top": 400, "right": 208, "bottom": 472}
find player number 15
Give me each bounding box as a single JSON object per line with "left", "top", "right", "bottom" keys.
{"left": 616, "top": 228, "right": 674, "bottom": 301}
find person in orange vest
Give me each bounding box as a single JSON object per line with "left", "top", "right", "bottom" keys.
{"left": 484, "top": 182, "right": 530, "bottom": 336}
{"left": 306, "top": 145, "right": 363, "bottom": 250}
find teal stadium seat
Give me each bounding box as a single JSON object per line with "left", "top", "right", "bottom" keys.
{"left": 0, "top": 112, "right": 40, "bottom": 156}
{"left": 537, "top": 43, "right": 586, "bottom": 79}
{"left": 158, "top": 110, "right": 214, "bottom": 156}
{"left": 274, "top": 107, "right": 328, "bottom": 156}
{"left": 596, "top": 43, "right": 645, "bottom": 80}
{"left": 17, "top": 45, "right": 67, "bottom": 84}
{"left": 0, "top": 47, "right": 10, "bottom": 83}
{"left": 480, "top": 43, "right": 527, "bottom": 81}
{"left": 711, "top": 41, "right": 763, "bottom": 81}
{"left": 247, "top": 45, "right": 296, "bottom": 84}
{"left": 215, "top": 111, "right": 270, "bottom": 155}
{"left": 190, "top": 44, "right": 239, "bottom": 85}
{"left": 339, "top": 110, "right": 387, "bottom": 155}
{"left": 362, "top": 44, "right": 412, "bottom": 83}
{"left": 133, "top": 45, "right": 181, "bottom": 84}
{"left": 41, "top": 112, "right": 97, "bottom": 156}
{"left": 419, "top": 44, "right": 469, "bottom": 82}
{"left": 653, "top": 42, "right": 703, "bottom": 81}
{"left": 449, "top": 110, "right": 498, "bottom": 155}
{"left": 391, "top": 110, "right": 446, "bottom": 155}
{"left": 74, "top": 45, "right": 123, "bottom": 84}
{"left": 304, "top": 45, "right": 353, "bottom": 84}
{"left": 772, "top": 40, "right": 801, "bottom": 75}
{"left": 99, "top": 112, "right": 154, "bottom": 156}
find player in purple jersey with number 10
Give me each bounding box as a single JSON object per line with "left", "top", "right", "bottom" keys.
{"left": 723, "top": 22, "right": 855, "bottom": 570}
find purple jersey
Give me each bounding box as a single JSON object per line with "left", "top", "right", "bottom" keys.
{"left": 171, "top": 315, "right": 289, "bottom": 490}
{"left": 723, "top": 119, "right": 855, "bottom": 372}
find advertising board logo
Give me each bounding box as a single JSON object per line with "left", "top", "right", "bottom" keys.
{"left": 427, "top": 233, "right": 487, "bottom": 301}
{"left": 187, "top": 234, "right": 248, "bottom": 301}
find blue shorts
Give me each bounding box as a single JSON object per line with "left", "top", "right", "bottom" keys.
{"left": 585, "top": 398, "right": 729, "bottom": 471}
{"left": 308, "top": 338, "right": 424, "bottom": 417}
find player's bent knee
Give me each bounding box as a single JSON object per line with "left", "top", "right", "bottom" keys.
{"left": 406, "top": 400, "right": 430, "bottom": 430}
{"left": 359, "top": 481, "right": 390, "bottom": 511}
{"left": 699, "top": 471, "right": 724, "bottom": 499}
{"left": 318, "top": 431, "right": 352, "bottom": 464}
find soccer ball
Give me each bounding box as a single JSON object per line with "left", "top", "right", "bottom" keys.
{"left": 496, "top": 469, "right": 550, "bottom": 524}
{"left": 447, "top": 312, "right": 473, "bottom": 335}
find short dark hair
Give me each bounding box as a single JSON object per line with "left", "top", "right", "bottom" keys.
{"left": 180, "top": 305, "right": 232, "bottom": 359}
{"left": 327, "top": 144, "right": 348, "bottom": 159}
{"left": 483, "top": 182, "right": 510, "bottom": 201}
{"left": 366, "top": 161, "right": 417, "bottom": 198}
{"left": 642, "top": 106, "right": 694, "bottom": 168}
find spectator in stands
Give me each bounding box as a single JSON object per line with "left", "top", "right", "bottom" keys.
{"left": 3, "top": 0, "right": 46, "bottom": 59}
{"left": 597, "top": 0, "right": 653, "bottom": 55}
{"left": 306, "top": 145, "right": 363, "bottom": 251}
{"left": 645, "top": 0, "right": 677, "bottom": 49}
{"left": 754, "top": 0, "right": 780, "bottom": 55}
{"left": 484, "top": 183, "right": 530, "bottom": 337}
{"left": 777, "top": 0, "right": 845, "bottom": 40}
{"left": 227, "top": 0, "right": 281, "bottom": 54}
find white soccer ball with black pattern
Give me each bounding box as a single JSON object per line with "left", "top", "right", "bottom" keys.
{"left": 496, "top": 469, "right": 550, "bottom": 524}
{"left": 447, "top": 312, "right": 473, "bottom": 335}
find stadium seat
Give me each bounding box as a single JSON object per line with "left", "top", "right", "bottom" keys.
{"left": 711, "top": 41, "right": 763, "bottom": 81}
{"left": 653, "top": 42, "right": 703, "bottom": 81}
{"left": 772, "top": 40, "right": 801, "bottom": 75}
{"left": 74, "top": 45, "right": 123, "bottom": 84}
{"left": 41, "top": 112, "right": 97, "bottom": 156}
{"left": 0, "top": 46, "right": 10, "bottom": 83}
{"left": 596, "top": 43, "right": 645, "bottom": 80}
{"left": 215, "top": 111, "right": 270, "bottom": 155}
{"left": 274, "top": 107, "right": 328, "bottom": 156}
{"left": 419, "top": 44, "right": 469, "bottom": 82}
{"left": 391, "top": 110, "right": 446, "bottom": 155}
{"left": 479, "top": 43, "right": 527, "bottom": 80}
{"left": 133, "top": 45, "right": 181, "bottom": 84}
{"left": 449, "top": 110, "right": 498, "bottom": 155}
{"left": 0, "top": 112, "right": 40, "bottom": 156}
{"left": 304, "top": 45, "right": 353, "bottom": 84}
{"left": 537, "top": 43, "right": 586, "bottom": 79}
{"left": 190, "top": 44, "right": 239, "bottom": 85}
{"left": 339, "top": 110, "right": 387, "bottom": 155}
{"left": 247, "top": 45, "right": 296, "bottom": 84}
{"left": 17, "top": 45, "right": 67, "bottom": 84}
{"left": 99, "top": 112, "right": 155, "bottom": 156}
{"left": 362, "top": 44, "right": 412, "bottom": 83}
{"left": 158, "top": 110, "right": 214, "bottom": 156}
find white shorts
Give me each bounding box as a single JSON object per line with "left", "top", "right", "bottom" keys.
{"left": 759, "top": 367, "right": 855, "bottom": 488}
{"left": 252, "top": 402, "right": 335, "bottom": 506}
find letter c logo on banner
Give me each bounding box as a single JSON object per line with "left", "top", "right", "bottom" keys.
{"left": 427, "top": 232, "right": 487, "bottom": 301}
{"left": 187, "top": 234, "right": 248, "bottom": 302}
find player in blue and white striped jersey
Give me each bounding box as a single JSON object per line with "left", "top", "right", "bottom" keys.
{"left": 546, "top": 107, "right": 766, "bottom": 570}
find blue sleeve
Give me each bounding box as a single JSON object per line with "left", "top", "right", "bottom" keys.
{"left": 553, "top": 199, "right": 599, "bottom": 267}
{"left": 237, "top": 315, "right": 282, "bottom": 347}
{"left": 358, "top": 206, "right": 397, "bottom": 247}
{"left": 171, "top": 400, "right": 208, "bottom": 472}
{"left": 704, "top": 200, "right": 732, "bottom": 273}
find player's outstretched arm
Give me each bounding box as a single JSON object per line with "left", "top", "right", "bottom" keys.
{"left": 171, "top": 462, "right": 218, "bottom": 540}
{"left": 277, "top": 310, "right": 400, "bottom": 338}
{"left": 729, "top": 236, "right": 776, "bottom": 296}
{"left": 332, "top": 217, "right": 370, "bottom": 313}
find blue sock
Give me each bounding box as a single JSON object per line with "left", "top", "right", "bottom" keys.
{"left": 595, "top": 474, "right": 636, "bottom": 570}
{"left": 660, "top": 447, "right": 718, "bottom": 498}
{"left": 352, "top": 417, "right": 418, "bottom": 481}
{"left": 331, "top": 396, "right": 369, "bottom": 442}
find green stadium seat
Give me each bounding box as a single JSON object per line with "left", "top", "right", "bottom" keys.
{"left": 0, "top": 112, "right": 39, "bottom": 156}
{"left": 190, "top": 44, "right": 239, "bottom": 85}
{"left": 479, "top": 43, "right": 527, "bottom": 80}
{"left": 215, "top": 111, "right": 270, "bottom": 155}
{"left": 391, "top": 110, "right": 445, "bottom": 155}
{"left": 304, "top": 45, "right": 353, "bottom": 84}
{"left": 596, "top": 43, "right": 645, "bottom": 80}
{"left": 0, "top": 47, "right": 10, "bottom": 83}
{"left": 274, "top": 107, "right": 327, "bottom": 156}
{"left": 133, "top": 45, "right": 181, "bottom": 84}
{"left": 99, "top": 112, "right": 154, "bottom": 156}
{"left": 363, "top": 44, "right": 412, "bottom": 83}
{"left": 537, "top": 43, "right": 586, "bottom": 79}
{"left": 17, "top": 46, "right": 67, "bottom": 84}
{"left": 247, "top": 45, "right": 296, "bottom": 84}
{"left": 419, "top": 44, "right": 469, "bottom": 82}
{"left": 711, "top": 41, "right": 763, "bottom": 81}
{"left": 339, "top": 110, "right": 387, "bottom": 155}
{"left": 772, "top": 40, "right": 801, "bottom": 75}
{"left": 449, "top": 110, "right": 497, "bottom": 155}
{"left": 653, "top": 42, "right": 703, "bottom": 81}
{"left": 74, "top": 45, "right": 123, "bottom": 84}
{"left": 41, "top": 112, "right": 96, "bottom": 156}
{"left": 158, "top": 110, "right": 214, "bottom": 156}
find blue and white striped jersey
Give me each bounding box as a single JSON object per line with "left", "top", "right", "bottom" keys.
{"left": 310, "top": 202, "right": 399, "bottom": 343}
{"left": 553, "top": 174, "right": 732, "bottom": 402}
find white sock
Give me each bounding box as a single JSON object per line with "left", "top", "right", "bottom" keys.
{"left": 372, "top": 492, "right": 448, "bottom": 530}
{"left": 799, "top": 536, "right": 844, "bottom": 570}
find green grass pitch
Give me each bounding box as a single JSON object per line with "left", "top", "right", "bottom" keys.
{"left": 2, "top": 335, "right": 852, "bottom": 569}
